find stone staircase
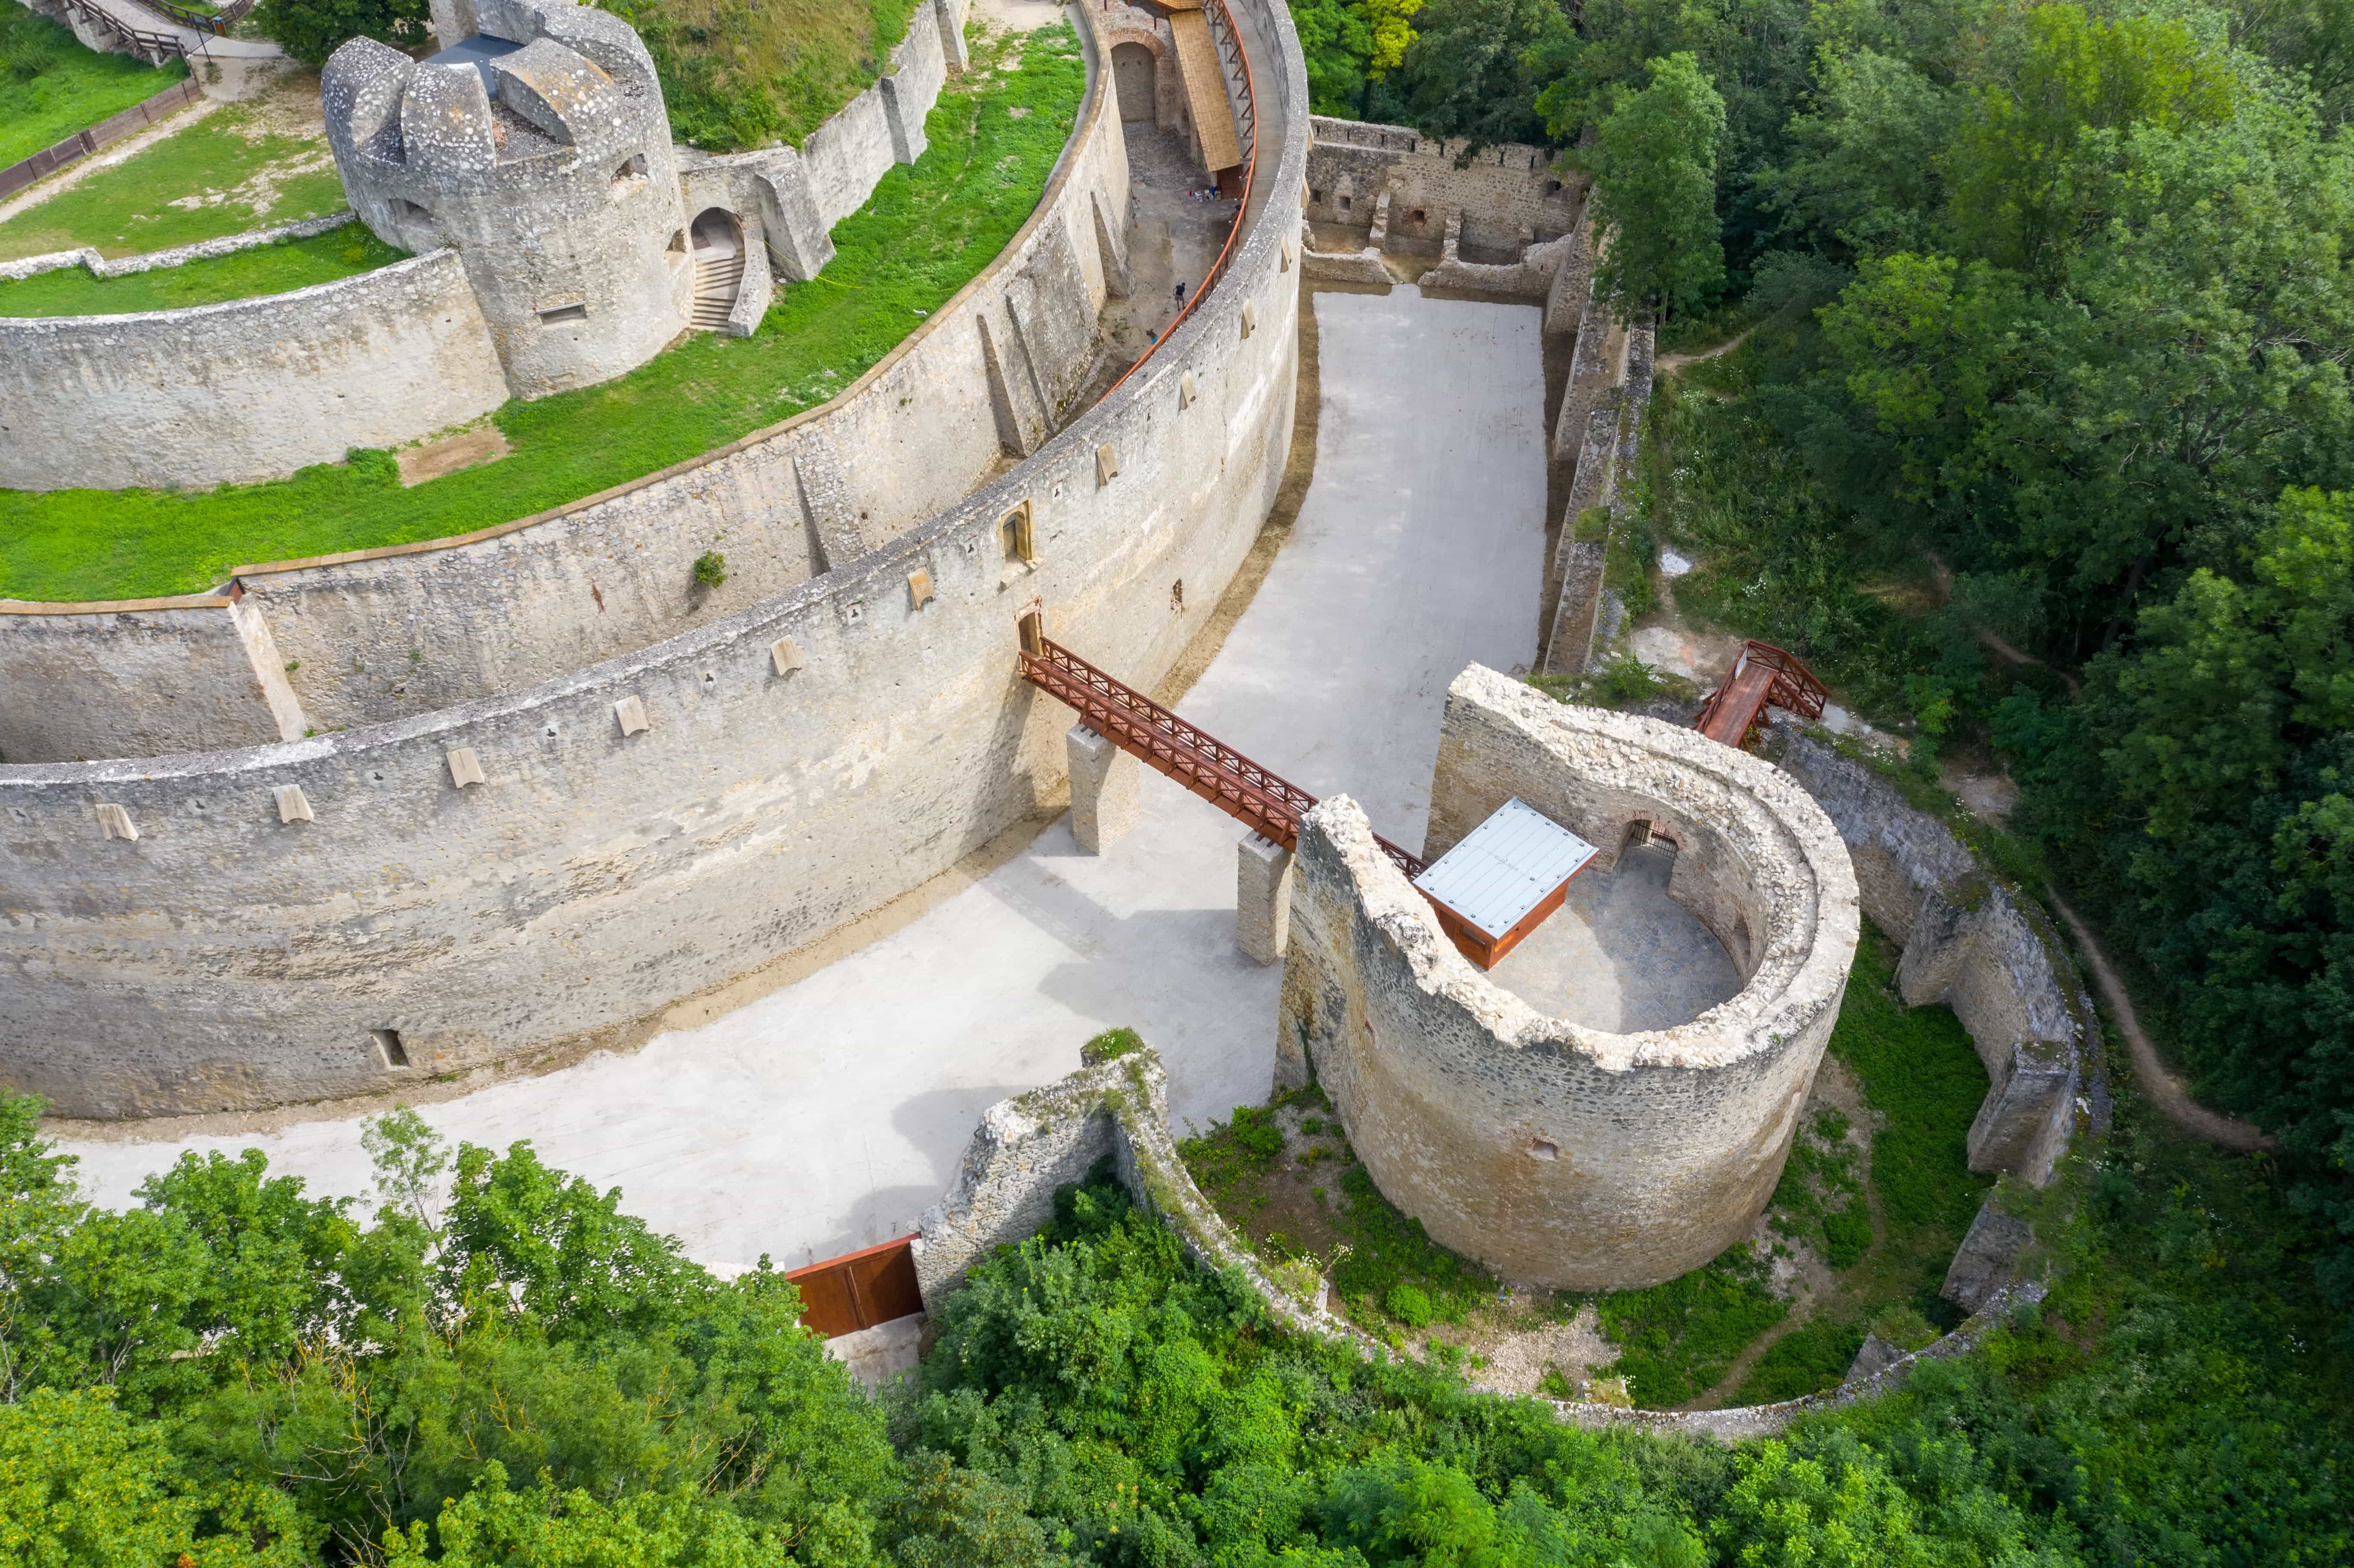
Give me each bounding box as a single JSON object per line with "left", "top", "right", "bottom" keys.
{"left": 691, "top": 250, "right": 743, "bottom": 331}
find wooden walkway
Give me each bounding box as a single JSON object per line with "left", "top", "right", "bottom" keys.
{"left": 1692, "top": 640, "right": 1827, "bottom": 750}
{"left": 1167, "top": 7, "right": 1242, "bottom": 172}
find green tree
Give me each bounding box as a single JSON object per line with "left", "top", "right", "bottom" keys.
{"left": 0, "top": 1386, "right": 317, "bottom": 1568}
{"left": 1584, "top": 53, "right": 1728, "bottom": 318}
{"left": 1393, "top": 0, "right": 1568, "bottom": 148}
{"left": 248, "top": 0, "right": 427, "bottom": 68}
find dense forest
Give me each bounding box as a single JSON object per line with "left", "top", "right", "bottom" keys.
{"left": 3, "top": 1089, "right": 2344, "bottom": 1564}
{"left": 1297, "top": 0, "right": 2354, "bottom": 1326}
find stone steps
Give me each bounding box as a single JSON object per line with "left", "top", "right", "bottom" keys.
{"left": 691, "top": 253, "right": 743, "bottom": 330}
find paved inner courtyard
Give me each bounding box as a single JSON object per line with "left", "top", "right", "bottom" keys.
{"left": 59, "top": 288, "right": 1737, "bottom": 1272}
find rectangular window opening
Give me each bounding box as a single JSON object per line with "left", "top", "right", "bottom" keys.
{"left": 538, "top": 303, "right": 589, "bottom": 325}
{"left": 1001, "top": 502, "right": 1036, "bottom": 563}
{"left": 371, "top": 1028, "right": 410, "bottom": 1070}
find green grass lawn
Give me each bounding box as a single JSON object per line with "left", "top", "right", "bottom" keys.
{"left": 613, "top": 0, "right": 923, "bottom": 151}
{"left": 0, "top": 10, "right": 187, "bottom": 169}
{"left": 0, "top": 23, "right": 1084, "bottom": 602}
{"left": 0, "top": 103, "right": 346, "bottom": 263}
{"left": 0, "top": 227, "right": 405, "bottom": 316}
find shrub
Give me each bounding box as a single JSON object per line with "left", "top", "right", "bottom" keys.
{"left": 692, "top": 551, "right": 728, "bottom": 588}
{"left": 1385, "top": 1283, "right": 1434, "bottom": 1329}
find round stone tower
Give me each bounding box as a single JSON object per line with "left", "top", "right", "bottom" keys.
{"left": 322, "top": 0, "right": 691, "bottom": 399}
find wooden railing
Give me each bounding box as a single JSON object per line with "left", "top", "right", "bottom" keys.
{"left": 1019, "top": 636, "right": 1425, "bottom": 877}
{"left": 0, "top": 75, "right": 203, "bottom": 200}
{"left": 1693, "top": 640, "right": 1828, "bottom": 750}
{"left": 51, "top": 0, "right": 205, "bottom": 60}
{"left": 1094, "top": 0, "right": 1257, "bottom": 404}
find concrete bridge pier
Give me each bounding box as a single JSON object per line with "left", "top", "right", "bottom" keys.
{"left": 1237, "top": 831, "right": 1293, "bottom": 964}
{"left": 1066, "top": 724, "right": 1140, "bottom": 853}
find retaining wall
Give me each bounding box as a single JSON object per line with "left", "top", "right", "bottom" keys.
{"left": 1276, "top": 667, "right": 1861, "bottom": 1290}
{"left": 1765, "top": 726, "right": 2098, "bottom": 1185}
{"left": 0, "top": 0, "right": 1311, "bottom": 1120}
{"left": 921, "top": 1039, "right": 2055, "bottom": 1443}
{"left": 0, "top": 249, "right": 508, "bottom": 492}
{"left": 1304, "top": 116, "right": 1581, "bottom": 253}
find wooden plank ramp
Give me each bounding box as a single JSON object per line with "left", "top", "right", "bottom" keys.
{"left": 1167, "top": 8, "right": 1242, "bottom": 171}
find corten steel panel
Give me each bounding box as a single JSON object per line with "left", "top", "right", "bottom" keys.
{"left": 785, "top": 1234, "right": 923, "bottom": 1337}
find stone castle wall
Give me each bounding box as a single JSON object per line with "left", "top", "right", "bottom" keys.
{"left": 1276, "top": 668, "right": 1861, "bottom": 1290}
{"left": 0, "top": 0, "right": 1111, "bottom": 759}
{"left": 1304, "top": 116, "right": 1581, "bottom": 255}
{"left": 0, "top": 251, "right": 508, "bottom": 493}
{"left": 1765, "top": 726, "right": 2098, "bottom": 1186}
{"left": 0, "top": 0, "right": 967, "bottom": 495}
{"left": 0, "top": 0, "right": 1311, "bottom": 1121}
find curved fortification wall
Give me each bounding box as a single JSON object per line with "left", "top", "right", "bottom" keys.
{"left": 1, "top": 0, "right": 1119, "bottom": 761}
{"left": 0, "top": 0, "right": 968, "bottom": 494}
{"left": 0, "top": 0, "right": 1311, "bottom": 1122}
{"left": 1276, "top": 667, "right": 1861, "bottom": 1290}
{"left": 0, "top": 252, "right": 507, "bottom": 493}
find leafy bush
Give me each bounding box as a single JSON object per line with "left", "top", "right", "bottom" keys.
{"left": 249, "top": 0, "right": 427, "bottom": 67}
{"left": 692, "top": 550, "right": 728, "bottom": 588}
{"left": 1385, "top": 1283, "right": 1434, "bottom": 1329}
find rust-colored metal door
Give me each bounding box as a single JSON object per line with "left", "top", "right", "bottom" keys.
{"left": 784, "top": 1236, "right": 923, "bottom": 1338}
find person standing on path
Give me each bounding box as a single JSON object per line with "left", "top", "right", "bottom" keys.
{"left": 1173, "top": 279, "right": 1187, "bottom": 309}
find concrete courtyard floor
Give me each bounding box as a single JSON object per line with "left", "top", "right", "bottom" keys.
{"left": 58, "top": 289, "right": 1715, "bottom": 1273}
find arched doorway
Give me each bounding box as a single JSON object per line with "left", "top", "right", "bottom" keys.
{"left": 689, "top": 207, "right": 744, "bottom": 331}
{"left": 1111, "top": 42, "right": 1156, "bottom": 122}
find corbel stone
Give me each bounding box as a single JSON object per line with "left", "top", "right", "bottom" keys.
{"left": 96, "top": 802, "right": 138, "bottom": 841}
{"left": 1096, "top": 443, "right": 1119, "bottom": 485}
{"left": 771, "top": 636, "right": 806, "bottom": 675}
{"left": 908, "top": 568, "right": 935, "bottom": 608}
{"left": 615, "top": 696, "right": 651, "bottom": 735}
{"left": 273, "top": 784, "right": 314, "bottom": 824}
{"left": 447, "top": 747, "right": 486, "bottom": 787}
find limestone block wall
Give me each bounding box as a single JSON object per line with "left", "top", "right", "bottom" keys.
{"left": 0, "top": 0, "right": 1308, "bottom": 1119}
{"left": 0, "top": 595, "right": 291, "bottom": 764}
{"left": 801, "top": 0, "right": 959, "bottom": 227}
{"left": 1766, "top": 726, "right": 2097, "bottom": 1185}
{"left": 917, "top": 1042, "right": 1355, "bottom": 1341}
{"left": 1304, "top": 116, "right": 1582, "bottom": 254}
{"left": 1277, "top": 668, "right": 1860, "bottom": 1289}
{"left": 1, "top": 11, "right": 1127, "bottom": 753}
{"left": 0, "top": 251, "right": 508, "bottom": 492}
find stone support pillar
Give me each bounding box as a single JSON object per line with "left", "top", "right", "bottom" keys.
{"left": 1066, "top": 725, "right": 1139, "bottom": 853}
{"left": 1237, "top": 830, "right": 1293, "bottom": 964}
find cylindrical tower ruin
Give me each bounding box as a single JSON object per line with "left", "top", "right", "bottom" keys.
{"left": 322, "top": 0, "right": 691, "bottom": 398}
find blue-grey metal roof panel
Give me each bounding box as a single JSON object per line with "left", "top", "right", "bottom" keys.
{"left": 1412, "top": 797, "right": 1597, "bottom": 940}
{"left": 424, "top": 34, "right": 524, "bottom": 98}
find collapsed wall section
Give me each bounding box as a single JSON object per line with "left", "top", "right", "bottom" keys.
{"left": 0, "top": 0, "right": 1311, "bottom": 1120}
{"left": 1277, "top": 667, "right": 1860, "bottom": 1289}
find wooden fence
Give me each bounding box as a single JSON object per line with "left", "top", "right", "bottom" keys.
{"left": 0, "top": 74, "right": 203, "bottom": 201}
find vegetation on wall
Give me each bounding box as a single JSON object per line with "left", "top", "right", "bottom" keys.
{"left": 0, "top": 6, "right": 187, "bottom": 170}
{"left": 0, "top": 23, "right": 1083, "bottom": 603}
{"left": 601, "top": 0, "right": 923, "bottom": 151}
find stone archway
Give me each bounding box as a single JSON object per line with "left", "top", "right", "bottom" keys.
{"left": 1111, "top": 40, "right": 1157, "bottom": 122}
{"left": 689, "top": 207, "right": 744, "bottom": 331}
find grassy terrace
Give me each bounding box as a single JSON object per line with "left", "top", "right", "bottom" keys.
{"left": 0, "top": 102, "right": 349, "bottom": 263}
{"left": 0, "top": 23, "right": 1083, "bottom": 603}
{"left": 0, "top": 227, "right": 407, "bottom": 316}
{"left": 0, "top": 9, "right": 186, "bottom": 169}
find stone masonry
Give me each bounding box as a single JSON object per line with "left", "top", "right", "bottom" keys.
{"left": 1277, "top": 667, "right": 1861, "bottom": 1289}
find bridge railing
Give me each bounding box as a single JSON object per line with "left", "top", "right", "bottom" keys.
{"left": 1019, "top": 636, "right": 1426, "bottom": 877}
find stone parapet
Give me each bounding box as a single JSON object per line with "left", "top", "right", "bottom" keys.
{"left": 1278, "top": 667, "right": 1861, "bottom": 1289}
